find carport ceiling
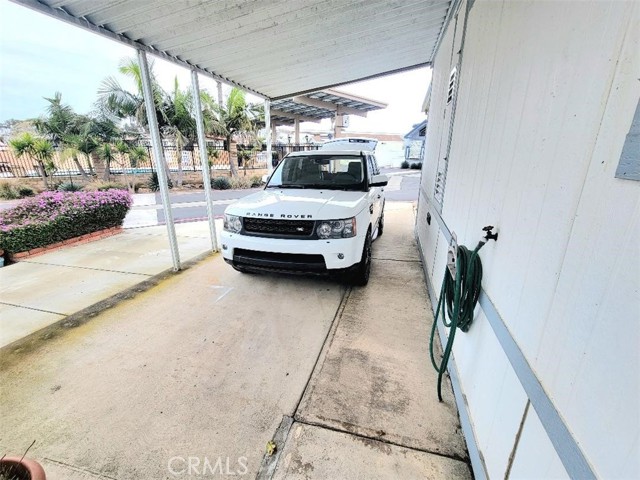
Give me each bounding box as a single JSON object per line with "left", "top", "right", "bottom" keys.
{"left": 12, "top": 0, "right": 454, "bottom": 100}
{"left": 271, "top": 88, "right": 388, "bottom": 125}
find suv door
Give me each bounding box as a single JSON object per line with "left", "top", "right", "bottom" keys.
{"left": 366, "top": 155, "right": 383, "bottom": 226}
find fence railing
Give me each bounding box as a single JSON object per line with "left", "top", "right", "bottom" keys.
{"left": 0, "top": 142, "right": 322, "bottom": 180}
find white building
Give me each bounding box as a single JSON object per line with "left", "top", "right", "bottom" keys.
{"left": 416, "top": 1, "right": 639, "bottom": 478}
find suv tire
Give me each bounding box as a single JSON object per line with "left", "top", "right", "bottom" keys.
{"left": 350, "top": 230, "right": 372, "bottom": 286}
{"left": 377, "top": 207, "right": 384, "bottom": 237}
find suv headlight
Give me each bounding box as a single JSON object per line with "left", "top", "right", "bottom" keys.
{"left": 316, "top": 217, "right": 356, "bottom": 239}
{"left": 224, "top": 214, "right": 242, "bottom": 233}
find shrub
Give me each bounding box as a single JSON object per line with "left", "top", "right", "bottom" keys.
{"left": 401, "top": 160, "right": 410, "bottom": 169}
{"left": 16, "top": 185, "right": 35, "bottom": 197}
{"left": 410, "top": 162, "right": 422, "bottom": 170}
{"left": 147, "top": 172, "right": 173, "bottom": 192}
{"left": 58, "top": 182, "right": 83, "bottom": 192}
{"left": 0, "top": 190, "right": 132, "bottom": 255}
{"left": 0, "top": 182, "right": 19, "bottom": 200}
{"left": 250, "top": 175, "right": 265, "bottom": 188}
{"left": 229, "top": 176, "right": 253, "bottom": 189}
{"left": 97, "top": 182, "right": 127, "bottom": 191}
{"left": 84, "top": 181, "right": 128, "bottom": 192}
{"left": 0, "top": 182, "right": 36, "bottom": 199}
{"left": 211, "top": 176, "right": 231, "bottom": 190}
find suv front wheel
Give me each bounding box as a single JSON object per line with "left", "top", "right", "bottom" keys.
{"left": 350, "top": 230, "right": 372, "bottom": 286}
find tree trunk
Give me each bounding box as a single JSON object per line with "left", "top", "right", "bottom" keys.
{"left": 121, "top": 165, "right": 133, "bottom": 193}
{"left": 228, "top": 139, "right": 239, "bottom": 177}
{"left": 103, "top": 158, "right": 111, "bottom": 181}
{"left": 176, "top": 150, "right": 183, "bottom": 188}
{"left": 91, "top": 152, "right": 105, "bottom": 180}
{"left": 37, "top": 161, "right": 49, "bottom": 190}
{"left": 72, "top": 156, "right": 90, "bottom": 179}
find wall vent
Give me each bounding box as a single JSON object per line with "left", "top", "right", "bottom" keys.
{"left": 447, "top": 67, "right": 457, "bottom": 104}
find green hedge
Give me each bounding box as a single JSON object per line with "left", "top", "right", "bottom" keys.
{"left": 0, "top": 190, "right": 132, "bottom": 254}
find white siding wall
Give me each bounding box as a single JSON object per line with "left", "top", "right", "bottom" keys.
{"left": 418, "top": 1, "right": 639, "bottom": 478}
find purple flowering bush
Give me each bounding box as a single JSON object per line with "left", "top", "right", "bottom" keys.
{"left": 0, "top": 190, "right": 132, "bottom": 254}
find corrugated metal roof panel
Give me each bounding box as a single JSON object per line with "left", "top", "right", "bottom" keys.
{"left": 13, "top": 0, "right": 454, "bottom": 99}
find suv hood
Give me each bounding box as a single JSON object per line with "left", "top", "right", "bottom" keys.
{"left": 226, "top": 189, "right": 368, "bottom": 220}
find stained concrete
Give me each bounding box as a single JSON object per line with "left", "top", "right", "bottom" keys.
{"left": 0, "top": 258, "right": 344, "bottom": 479}
{"left": 272, "top": 423, "right": 470, "bottom": 480}
{"left": 294, "top": 203, "right": 467, "bottom": 459}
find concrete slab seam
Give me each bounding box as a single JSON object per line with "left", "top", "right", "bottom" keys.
{"left": 18, "top": 261, "right": 153, "bottom": 277}
{"left": 0, "top": 302, "right": 65, "bottom": 316}
{"left": 294, "top": 417, "right": 471, "bottom": 466}
{"left": 292, "top": 286, "right": 352, "bottom": 416}
{"left": 372, "top": 257, "right": 423, "bottom": 263}
{"left": 42, "top": 457, "right": 118, "bottom": 480}
{"left": 256, "top": 415, "right": 295, "bottom": 480}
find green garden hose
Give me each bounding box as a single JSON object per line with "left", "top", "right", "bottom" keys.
{"left": 429, "top": 242, "right": 484, "bottom": 401}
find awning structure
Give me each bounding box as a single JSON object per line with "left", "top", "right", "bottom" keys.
{"left": 12, "top": 0, "right": 455, "bottom": 100}
{"left": 9, "top": 0, "right": 456, "bottom": 270}
{"left": 271, "top": 89, "right": 388, "bottom": 125}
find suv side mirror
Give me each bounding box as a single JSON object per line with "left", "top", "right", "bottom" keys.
{"left": 370, "top": 174, "right": 388, "bottom": 187}
{"left": 261, "top": 174, "right": 269, "bottom": 184}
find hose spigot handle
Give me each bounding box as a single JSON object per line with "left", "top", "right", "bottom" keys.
{"left": 482, "top": 225, "right": 498, "bottom": 242}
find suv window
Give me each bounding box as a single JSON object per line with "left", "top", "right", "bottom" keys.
{"left": 367, "top": 155, "right": 379, "bottom": 178}
{"left": 267, "top": 155, "right": 366, "bottom": 191}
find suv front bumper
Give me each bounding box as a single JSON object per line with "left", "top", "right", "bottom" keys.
{"left": 221, "top": 230, "right": 365, "bottom": 273}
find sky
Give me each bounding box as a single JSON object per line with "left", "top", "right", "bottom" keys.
{"left": 0, "top": 1, "right": 431, "bottom": 135}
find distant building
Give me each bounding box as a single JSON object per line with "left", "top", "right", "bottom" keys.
{"left": 403, "top": 120, "right": 426, "bottom": 162}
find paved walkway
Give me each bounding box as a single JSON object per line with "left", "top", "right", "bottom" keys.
{"left": 0, "top": 203, "right": 470, "bottom": 480}
{"left": 0, "top": 221, "right": 217, "bottom": 348}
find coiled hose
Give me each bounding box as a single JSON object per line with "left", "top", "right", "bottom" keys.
{"left": 429, "top": 242, "right": 484, "bottom": 401}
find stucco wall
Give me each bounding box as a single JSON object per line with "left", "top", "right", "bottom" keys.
{"left": 417, "top": 1, "right": 639, "bottom": 478}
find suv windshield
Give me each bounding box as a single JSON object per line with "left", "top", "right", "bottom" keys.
{"left": 266, "top": 155, "right": 366, "bottom": 191}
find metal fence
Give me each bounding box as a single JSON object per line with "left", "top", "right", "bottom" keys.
{"left": 0, "top": 142, "right": 322, "bottom": 180}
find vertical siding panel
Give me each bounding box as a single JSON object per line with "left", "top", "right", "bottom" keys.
{"left": 535, "top": 5, "right": 640, "bottom": 475}
{"left": 418, "top": 0, "right": 638, "bottom": 477}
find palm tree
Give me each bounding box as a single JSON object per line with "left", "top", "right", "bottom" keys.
{"left": 32, "top": 92, "right": 93, "bottom": 179}
{"left": 113, "top": 140, "right": 135, "bottom": 191}
{"left": 97, "top": 57, "right": 166, "bottom": 131}
{"left": 34, "top": 139, "right": 56, "bottom": 179}
{"left": 203, "top": 87, "right": 257, "bottom": 177}
{"left": 33, "top": 92, "right": 75, "bottom": 145}
{"left": 98, "top": 143, "right": 116, "bottom": 182}
{"left": 161, "top": 77, "right": 197, "bottom": 187}
{"left": 129, "top": 145, "right": 148, "bottom": 169}
{"left": 9, "top": 133, "right": 52, "bottom": 188}
{"left": 61, "top": 123, "right": 99, "bottom": 177}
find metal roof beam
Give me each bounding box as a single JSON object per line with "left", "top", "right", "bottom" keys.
{"left": 271, "top": 61, "right": 430, "bottom": 101}
{"left": 292, "top": 96, "right": 368, "bottom": 118}
{"left": 322, "top": 89, "right": 388, "bottom": 109}
{"left": 271, "top": 109, "right": 321, "bottom": 124}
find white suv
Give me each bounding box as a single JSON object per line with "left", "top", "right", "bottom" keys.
{"left": 221, "top": 150, "right": 388, "bottom": 285}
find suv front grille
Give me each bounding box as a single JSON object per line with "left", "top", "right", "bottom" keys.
{"left": 243, "top": 218, "right": 315, "bottom": 237}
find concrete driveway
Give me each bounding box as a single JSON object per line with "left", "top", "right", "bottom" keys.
{"left": 0, "top": 203, "right": 469, "bottom": 479}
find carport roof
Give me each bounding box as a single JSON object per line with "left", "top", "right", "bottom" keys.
{"left": 271, "top": 88, "right": 388, "bottom": 125}
{"left": 12, "top": 0, "right": 455, "bottom": 100}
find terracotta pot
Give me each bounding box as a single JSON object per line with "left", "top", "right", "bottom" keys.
{"left": 0, "top": 457, "right": 46, "bottom": 480}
